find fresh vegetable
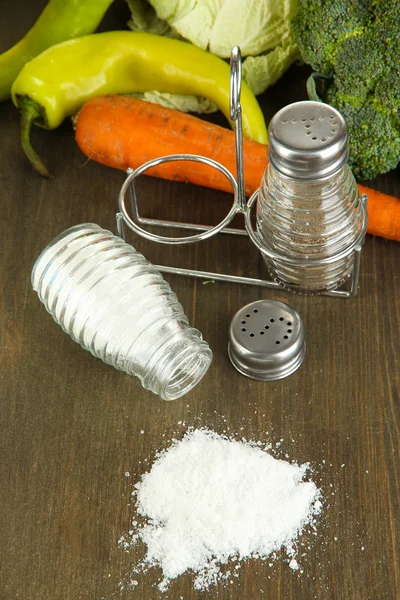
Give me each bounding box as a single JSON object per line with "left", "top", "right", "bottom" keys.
{"left": 293, "top": 0, "right": 400, "bottom": 180}
{"left": 126, "top": 0, "right": 299, "bottom": 110}
{"left": 75, "top": 96, "right": 400, "bottom": 242}
{"left": 0, "top": 0, "right": 114, "bottom": 102}
{"left": 363, "top": 189, "right": 400, "bottom": 241}
{"left": 76, "top": 95, "right": 267, "bottom": 197}
{"left": 11, "top": 30, "right": 267, "bottom": 178}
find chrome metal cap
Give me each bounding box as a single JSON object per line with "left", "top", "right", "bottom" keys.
{"left": 228, "top": 300, "right": 305, "bottom": 381}
{"left": 268, "top": 101, "right": 348, "bottom": 180}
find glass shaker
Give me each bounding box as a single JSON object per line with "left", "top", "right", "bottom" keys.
{"left": 256, "top": 101, "right": 367, "bottom": 294}
{"left": 31, "top": 223, "right": 212, "bottom": 400}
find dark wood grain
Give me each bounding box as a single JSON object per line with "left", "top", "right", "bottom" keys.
{"left": 0, "top": 2, "right": 399, "bottom": 599}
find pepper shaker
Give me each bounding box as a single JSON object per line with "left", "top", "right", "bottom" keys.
{"left": 256, "top": 100, "right": 366, "bottom": 294}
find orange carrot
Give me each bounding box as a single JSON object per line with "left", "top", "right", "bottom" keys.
{"left": 357, "top": 184, "right": 400, "bottom": 241}
{"left": 75, "top": 95, "right": 266, "bottom": 197}
{"left": 75, "top": 95, "right": 400, "bottom": 242}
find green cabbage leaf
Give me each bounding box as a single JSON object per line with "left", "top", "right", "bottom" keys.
{"left": 126, "top": 0, "right": 299, "bottom": 113}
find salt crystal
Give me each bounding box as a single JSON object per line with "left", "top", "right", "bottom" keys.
{"left": 314, "top": 500, "right": 323, "bottom": 513}
{"left": 128, "top": 428, "right": 321, "bottom": 591}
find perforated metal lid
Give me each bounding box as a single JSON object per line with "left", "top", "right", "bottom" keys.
{"left": 268, "top": 101, "right": 348, "bottom": 180}
{"left": 228, "top": 300, "right": 305, "bottom": 381}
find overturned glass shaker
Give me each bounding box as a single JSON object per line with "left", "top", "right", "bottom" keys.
{"left": 256, "top": 101, "right": 367, "bottom": 294}
{"left": 31, "top": 224, "right": 212, "bottom": 400}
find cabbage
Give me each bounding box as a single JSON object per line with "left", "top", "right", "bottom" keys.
{"left": 127, "top": 0, "right": 298, "bottom": 112}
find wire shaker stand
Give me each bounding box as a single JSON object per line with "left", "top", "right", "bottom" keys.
{"left": 116, "top": 47, "right": 367, "bottom": 298}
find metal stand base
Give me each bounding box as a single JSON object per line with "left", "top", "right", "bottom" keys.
{"left": 116, "top": 192, "right": 364, "bottom": 298}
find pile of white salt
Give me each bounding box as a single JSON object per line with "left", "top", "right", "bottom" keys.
{"left": 125, "top": 428, "right": 322, "bottom": 591}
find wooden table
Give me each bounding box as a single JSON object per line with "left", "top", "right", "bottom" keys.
{"left": 1, "top": 2, "right": 399, "bottom": 599}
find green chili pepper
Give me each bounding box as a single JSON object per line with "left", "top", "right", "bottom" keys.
{"left": 11, "top": 31, "right": 268, "bottom": 178}
{"left": 0, "top": 0, "right": 114, "bottom": 103}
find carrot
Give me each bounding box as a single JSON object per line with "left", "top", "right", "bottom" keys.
{"left": 75, "top": 95, "right": 266, "bottom": 197}
{"left": 357, "top": 184, "right": 400, "bottom": 241}
{"left": 75, "top": 95, "right": 400, "bottom": 242}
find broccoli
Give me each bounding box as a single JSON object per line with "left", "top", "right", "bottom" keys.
{"left": 293, "top": 1, "right": 400, "bottom": 180}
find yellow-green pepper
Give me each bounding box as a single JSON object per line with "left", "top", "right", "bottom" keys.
{"left": 11, "top": 31, "right": 268, "bottom": 177}
{"left": 0, "top": 0, "right": 114, "bottom": 102}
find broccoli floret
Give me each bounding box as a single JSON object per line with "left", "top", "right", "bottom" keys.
{"left": 293, "top": 0, "right": 400, "bottom": 180}
{"left": 292, "top": 0, "right": 370, "bottom": 73}
{"left": 326, "top": 86, "right": 400, "bottom": 180}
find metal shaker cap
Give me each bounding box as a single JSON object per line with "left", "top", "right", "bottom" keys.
{"left": 228, "top": 300, "right": 305, "bottom": 381}
{"left": 268, "top": 101, "right": 348, "bottom": 179}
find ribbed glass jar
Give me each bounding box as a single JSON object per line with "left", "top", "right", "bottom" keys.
{"left": 31, "top": 223, "right": 212, "bottom": 400}
{"left": 257, "top": 164, "right": 364, "bottom": 293}
{"left": 256, "top": 100, "right": 366, "bottom": 294}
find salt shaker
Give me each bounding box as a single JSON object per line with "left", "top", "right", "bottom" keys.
{"left": 256, "top": 100, "right": 367, "bottom": 294}
{"left": 31, "top": 224, "right": 212, "bottom": 400}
